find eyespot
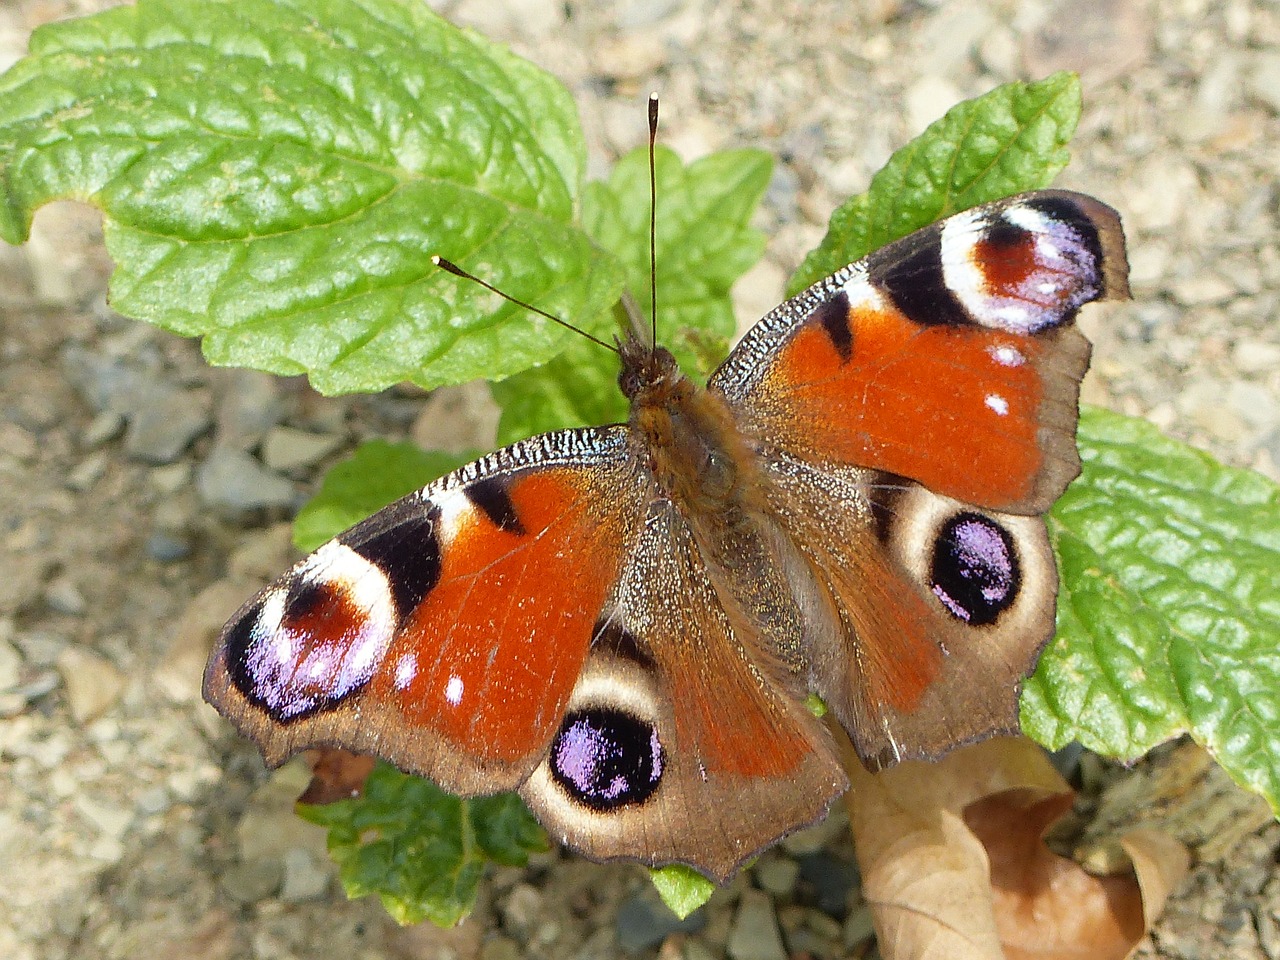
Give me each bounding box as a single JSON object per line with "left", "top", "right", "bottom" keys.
{"left": 930, "top": 513, "right": 1019, "bottom": 626}
{"left": 549, "top": 707, "right": 664, "bottom": 810}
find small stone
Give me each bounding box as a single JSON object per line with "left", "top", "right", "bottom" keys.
{"left": 905, "top": 76, "right": 962, "bottom": 134}
{"left": 261, "top": 426, "right": 342, "bottom": 473}
{"left": 124, "top": 386, "right": 212, "bottom": 463}
{"left": 0, "top": 421, "right": 38, "bottom": 462}
{"left": 1232, "top": 340, "right": 1280, "bottom": 375}
{"left": 1170, "top": 272, "right": 1236, "bottom": 308}
{"left": 480, "top": 936, "right": 522, "bottom": 960}
{"left": 726, "top": 889, "right": 787, "bottom": 960}
{"left": 56, "top": 647, "right": 126, "bottom": 724}
{"left": 212, "top": 369, "right": 283, "bottom": 448}
{"left": 136, "top": 786, "right": 171, "bottom": 816}
{"left": 65, "top": 452, "right": 108, "bottom": 492}
{"left": 797, "top": 851, "right": 860, "bottom": 917}
{"left": 754, "top": 855, "right": 801, "bottom": 898}
{"left": 411, "top": 381, "right": 500, "bottom": 455}
{"left": 0, "top": 634, "right": 21, "bottom": 690}
{"left": 615, "top": 890, "right": 706, "bottom": 954}
{"left": 843, "top": 903, "right": 877, "bottom": 949}
{"left": 197, "top": 445, "right": 297, "bottom": 512}
{"left": 149, "top": 462, "right": 192, "bottom": 495}
{"left": 219, "top": 859, "right": 282, "bottom": 904}
{"left": 44, "top": 575, "right": 87, "bottom": 616}
{"left": 81, "top": 410, "right": 124, "bottom": 448}
{"left": 500, "top": 883, "right": 543, "bottom": 940}
{"left": 1247, "top": 52, "right": 1280, "bottom": 114}
{"left": 145, "top": 532, "right": 192, "bottom": 564}
{"left": 75, "top": 792, "right": 134, "bottom": 840}
{"left": 279, "top": 847, "right": 330, "bottom": 902}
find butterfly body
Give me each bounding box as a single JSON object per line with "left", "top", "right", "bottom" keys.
{"left": 205, "top": 190, "right": 1128, "bottom": 881}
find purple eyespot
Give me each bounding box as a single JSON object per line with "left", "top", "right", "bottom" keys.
{"left": 930, "top": 513, "right": 1019, "bottom": 626}
{"left": 550, "top": 708, "right": 664, "bottom": 810}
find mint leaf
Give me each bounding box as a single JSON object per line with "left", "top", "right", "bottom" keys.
{"left": 297, "top": 762, "right": 544, "bottom": 926}
{"left": 491, "top": 146, "right": 770, "bottom": 442}
{"left": 1024, "top": 407, "right": 1280, "bottom": 813}
{"left": 0, "top": 0, "right": 624, "bottom": 394}
{"left": 650, "top": 863, "right": 716, "bottom": 919}
{"left": 292, "top": 440, "right": 472, "bottom": 552}
{"left": 787, "top": 72, "right": 1080, "bottom": 294}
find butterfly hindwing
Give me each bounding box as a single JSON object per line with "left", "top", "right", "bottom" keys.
{"left": 762, "top": 452, "right": 1058, "bottom": 768}
{"left": 519, "top": 497, "right": 847, "bottom": 882}
{"left": 713, "top": 190, "right": 1128, "bottom": 514}
{"left": 203, "top": 428, "right": 644, "bottom": 795}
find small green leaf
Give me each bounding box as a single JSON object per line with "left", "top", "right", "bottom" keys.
{"left": 491, "top": 146, "right": 771, "bottom": 441}
{"left": 297, "top": 762, "right": 544, "bottom": 926}
{"left": 1024, "top": 407, "right": 1280, "bottom": 813}
{"left": 788, "top": 72, "right": 1081, "bottom": 294}
{"left": 0, "top": 0, "right": 625, "bottom": 394}
{"left": 649, "top": 863, "right": 716, "bottom": 920}
{"left": 292, "top": 439, "right": 472, "bottom": 552}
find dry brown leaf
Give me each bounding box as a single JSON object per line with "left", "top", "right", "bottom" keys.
{"left": 841, "top": 734, "right": 1188, "bottom": 960}
{"left": 299, "top": 747, "right": 376, "bottom": 804}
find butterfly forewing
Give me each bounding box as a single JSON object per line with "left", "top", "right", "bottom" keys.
{"left": 204, "top": 428, "right": 645, "bottom": 795}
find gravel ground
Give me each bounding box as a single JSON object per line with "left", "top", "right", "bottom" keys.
{"left": 1, "top": 0, "right": 1277, "bottom": 958}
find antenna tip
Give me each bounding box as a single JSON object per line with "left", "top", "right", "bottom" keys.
{"left": 649, "top": 91, "right": 659, "bottom": 102}
{"left": 430, "top": 254, "right": 441, "bottom": 265}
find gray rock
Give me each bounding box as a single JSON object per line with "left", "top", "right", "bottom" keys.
{"left": 212, "top": 369, "right": 283, "bottom": 449}
{"left": 1247, "top": 52, "right": 1280, "bottom": 114}
{"left": 279, "top": 848, "right": 330, "bottom": 902}
{"left": 499, "top": 883, "right": 543, "bottom": 940}
{"left": 123, "top": 385, "right": 211, "bottom": 463}
{"left": 44, "top": 576, "right": 86, "bottom": 616}
{"left": 615, "top": 889, "right": 706, "bottom": 954}
{"left": 726, "top": 889, "right": 787, "bottom": 960}
{"left": 797, "top": 851, "right": 860, "bottom": 917}
{"left": 754, "top": 855, "right": 801, "bottom": 898}
{"left": 196, "top": 445, "right": 297, "bottom": 512}
{"left": 55, "top": 647, "right": 126, "bottom": 724}
{"left": 219, "top": 860, "right": 282, "bottom": 904}
{"left": 261, "top": 426, "right": 342, "bottom": 473}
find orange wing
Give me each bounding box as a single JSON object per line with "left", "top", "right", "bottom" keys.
{"left": 203, "top": 428, "right": 643, "bottom": 795}
{"left": 713, "top": 191, "right": 1129, "bottom": 514}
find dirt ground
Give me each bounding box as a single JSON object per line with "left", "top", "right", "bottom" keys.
{"left": 1, "top": 0, "right": 1277, "bottom": 958}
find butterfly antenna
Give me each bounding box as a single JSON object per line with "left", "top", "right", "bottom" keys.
{"left": 431, "top": 256, "right": 619, "bottom": 355}
{"left": 648, "top": 92, "right": 659, "bottom": 349}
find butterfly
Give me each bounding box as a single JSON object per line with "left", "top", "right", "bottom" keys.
{"left": 204, "top": 187, "right": 1128, "bottom": 883}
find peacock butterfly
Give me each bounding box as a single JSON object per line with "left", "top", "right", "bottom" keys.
{"left": 204, "top": 102, "right": 1129, "bottom": 882}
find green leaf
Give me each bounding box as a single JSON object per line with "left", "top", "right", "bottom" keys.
{"left": 1024, "top": 407, "right": 1280, "bottom": 813}
{"left": 491, "top": 145, "right": 770, "bottom": 442}
{"left": 649, "top": 863, "right": 716, "bottom": 920}
{"left": 787, "top": 72, "right": 1080, "bottom": 294}
{"left": 297, "top": 762, "right": 545, "bottom": 926}
{"left": 0, "top": 0, "right": 625, "bottom": 394}
{"left": 292, "top": 439, "right": 472, "bottom": 551}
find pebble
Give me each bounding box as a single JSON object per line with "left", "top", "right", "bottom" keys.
{"left": 65, "top": 452, "right": 108, "bottom": 492}
{"left": 55, "top": 647, "right": 126, "bottom": 724}
{"left": 754, "top": 855, "right": 800, "bottom": 898}
{"left": 196, "top": 446, "right": 297, "bottom": 512}
{"left": 499, "top": 883, "right": 543, "bottom": 939}
{"left": 726, "top": 890, "right": 787, "bottom": 960}
{"left": 80, "top": 410, "right": 124, "bottom": 448}
{"left": 219, "top": 860, "right": 283, "bottom": 904}
{"left": 279, "top": 848, "right": 330, "bottom": 902}
{"left": 261, "top": 426, "right": 342, "bottom": 473}
{"left": 615, "top": 889, "right": 707, "bottom": 954}
{"left": 124, "top": 388, "right": 212, "bottom": 463}
{"left": 0, "top": 634, "right": 21, "bottom": 690}
{"left": 211, "top": 369, "right": 283, "bottom": 449}
{"left": 1246, "top": 51, "right": 1280, "bottom": 114}
{"left": 44, "top": 575, "right": 87, "bottom": 616}
{"left": 843, "top": 902, "right": 877, "bottom": 950}
{"left": 797, "top": 851, "right": 860, "bottom": 917}
{"left": 145, "top": 532, "right": 192, "bottom": 563}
